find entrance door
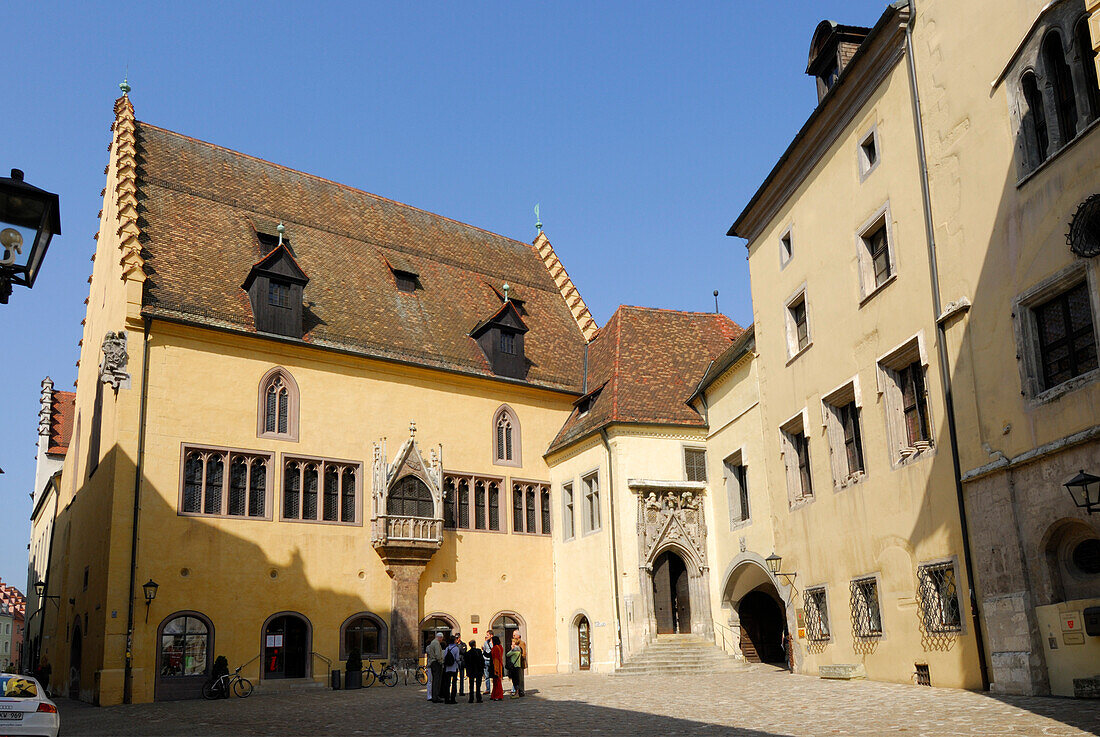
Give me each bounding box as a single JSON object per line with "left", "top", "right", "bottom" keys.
{"left": 264, "top": 615, "right": 309, "bottom": 679}
{"left": 68, "top": 625, "right": 82, "bottom": 699}
{"left": 738, "top": 590, "right": 786, "bottom": 664}
{"left": 577, "top": 616, "right": 591, "bottom": 670}
{"left": 653, "top": 551, "right": 691, "bottom": 634}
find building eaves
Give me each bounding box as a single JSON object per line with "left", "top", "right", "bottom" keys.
{"left": 728, "top": 1, "right": 910, "bottom": 242}
{"left": 688, "top": 324, "right": 755, "bottom": 404}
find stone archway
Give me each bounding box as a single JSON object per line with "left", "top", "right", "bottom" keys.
{"left": 722, "top": 557, "right": 791, "bottom": 668}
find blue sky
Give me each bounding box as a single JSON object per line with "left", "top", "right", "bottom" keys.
{"left": 0, "top": 1, "right": 889, "bottom": 589}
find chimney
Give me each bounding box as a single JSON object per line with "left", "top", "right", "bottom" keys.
{"left": 806, "top": 20, "right": 872, "bottom": 103}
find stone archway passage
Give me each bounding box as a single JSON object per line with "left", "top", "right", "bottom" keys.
{"left": 738, "top": 590, "right": 786, "bottom": 664}
{"left": 653, "top": 551, "right": 692, "bottom": 634}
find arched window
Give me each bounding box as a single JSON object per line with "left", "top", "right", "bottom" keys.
{"left": 420, "top": 614, "right": 457, "bottom": 651}
{"left": 1075, "top": 17, "right": 1100, "bottom": 122}
{"left": 492, "top": 405, "right": 521, "bottom": 467}
{"left": 387, "top": 475, "right": 434, "bottom": 518}
{"left": 257, "top": 367, "right": 299, "bottom": 441}
{"left": 1043, "top": 31, "right": 1079, "bottom": 146}
{"left": 490, "top": 612, "right": 524, "bottom": 644}
{"left": 340, "top": 613, "right": 387, "bottom": 660}
{"left": 1022, "top": 71, "right": 1050, "bottom": 162}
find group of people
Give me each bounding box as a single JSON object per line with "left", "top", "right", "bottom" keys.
{"left": 424, "top": 629, "right": 527, "bottom": 704}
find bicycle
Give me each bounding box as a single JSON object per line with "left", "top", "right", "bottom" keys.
{"left": 362, "top": 658, "right": 398, "bottom": 687}
{"left": 202, "top": 665, "right": 253, "bottom": 699}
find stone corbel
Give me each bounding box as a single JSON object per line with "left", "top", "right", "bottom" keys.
{"left": 99, "top": 331, "right": 131, "bottom": 390}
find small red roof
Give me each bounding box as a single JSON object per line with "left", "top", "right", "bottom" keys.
{"left": 47, "top": 391, "right": 76, "bottom": 456}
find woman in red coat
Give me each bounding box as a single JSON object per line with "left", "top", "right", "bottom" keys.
{"left": 490, "top": 635, "right": 505, "bottom": 701}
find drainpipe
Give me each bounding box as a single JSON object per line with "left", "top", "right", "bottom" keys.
{"left": 905, "top": 4, "right": 991, "bottom": 691}
{"left": 123, "top": 316, "right": 152, "bottom": 704}
{"left": 599, "top": 429, "right": 624, "bottom": 668}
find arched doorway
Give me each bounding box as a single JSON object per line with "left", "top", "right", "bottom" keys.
{"left": 420, "top": 615, "right": 456, "bottom": 652}
{"left": 68, "top": 622, "right": 82, "bottom": 700}
{"left": 653, "top": 550, "right": 691, "bottom": 634}
{"left": 491, "top": 613, "right": 524, "bottom": 644}
{"left": 576, "top": 616, "right": 591, "bottom": 670}
{"left": 738, "top": 591, "right": 786, "bottom": 663}
{"left": 263, "top": 613, "right": 310, "bottom": 679}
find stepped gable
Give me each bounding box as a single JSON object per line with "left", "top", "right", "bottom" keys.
{"left": 548, "top": 306, "right": 743, "bottom": 453}
{"left": 132, "top": 121, "right": 587, "bottom": 392}
{"left": 47, "top": 390, "right": 76, "bottom": 456}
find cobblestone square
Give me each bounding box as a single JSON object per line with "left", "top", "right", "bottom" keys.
{"left": 59, "top": 667, "right": 1100, "bottom": 736}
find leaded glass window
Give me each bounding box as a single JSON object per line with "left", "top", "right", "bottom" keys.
{"left": 685, "top": 448, "right": 707, "bottom": 482}
{"left": 282, "top": 458, "right": 358, "bottom": 523}
{"left": 387, "top": 475, "right": 434, "bottom": 518}
{"left": 180, "top": 448, "right": 269, "bottom": 518}
{"left": 540, "top": 489, "right": 551, "bottom": 535}
{"left": 1035, "top": 281, "right": 1098, "bottom": 389}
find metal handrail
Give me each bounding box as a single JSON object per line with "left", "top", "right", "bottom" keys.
{"left": 712, "top": 619, "right": 738, "bottom": 655}
{"left": 311, "top": 651, "right": 333, "bottom": 668}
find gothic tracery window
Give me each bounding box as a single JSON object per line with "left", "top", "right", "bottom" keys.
{"left": 258, "top": 368, "right": 299, "bottom": 440}
{"left": 492, "top": 405, "right": 521, "bottom": 466}
{"left": 180, "top": 447, "right": 270, "bottom": 518}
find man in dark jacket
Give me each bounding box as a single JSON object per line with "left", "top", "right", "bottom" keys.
{"left": 464, "top": 639, "right": 484, "bottom": 703}
{"left": 454, "top": 631, "right": 467, "bottom": 695}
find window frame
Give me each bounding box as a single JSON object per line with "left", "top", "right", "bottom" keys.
{"left": 917, "top": 558, "right": 965, "bottom": 634}
{"left": 857, "top": 125, "right": 881, "bottom": 181}
{"left": 178, "top": 443, "right": 274, "bottom": 521}
{"left": 780, "top": 410, "right": 814, "bottom": 506}
{"left": 723, "top": 450, "right": 750, "bottom": 530}
{"left": 491, "top": 405, "right": 522, "bottom": 468}
{"left": 281, "top": 453, "right": 362, "bottom": 526}
{"left": 339, "top": 612, "right": 388, "bottom": 660}
{"left": 157, "top": 610, "right": 214, "bottom": 683}
{"left": 856, "top": 202, "right": 897, "bottom": 303}
{"left": 779, "top": 224, "right": 794, "bottom": 269}
{"left": 581, "top": 470, "right": 602, "bottom": 535}
{"left": 562, "top": 481, "right": 576, "bottom": 541}
{"left": 1013, "top": 262, "right": 1100, "bottom": 404}
{"left": 441, "top": 473, "right": 508, "bottom": 533}
{"left": 876, "top": 334, "right": 935, "bottom": 467}
{"left": 256, "top": 367, "right": 300, "bottom": 442}
{"left": 683, "top": 445, "right": 707, "bottom": 483}
{"left": 784, "top": 285, "right": 812, "bottom": 362}
{"left": 510, "top": 479, "right": 551, "bottom": 536}
{"left": 821, "top": 378, "right": 866, "bottom": 489}
{"left": 850, "top": 574, "right": 884, "bottom": 638}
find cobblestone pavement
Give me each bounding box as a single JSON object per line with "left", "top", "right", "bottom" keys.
{"left": 59, "top": 666, "right": 1100, "bottom": 736}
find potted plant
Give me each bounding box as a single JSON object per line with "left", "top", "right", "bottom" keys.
{"left": 345, "top": 648, "right": 363, "bottom": 689}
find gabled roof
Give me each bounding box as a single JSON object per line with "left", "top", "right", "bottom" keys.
{"left": 47, "top": 390, "right": 75, "bottom": 456}
{"left": 547, "top": 306, "right": 744, "bottom": 454}
{"left": 241, "top": 242, "right": 309, "bottom": 291}
{"left": 133, "top": 122, "right": 588, "bottom": 392}
{"left": 470, "top": 300, "right": 529, "bottom": 337}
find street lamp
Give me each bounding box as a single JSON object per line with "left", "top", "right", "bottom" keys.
{"left": 1064, "top": 470, "right": 1100, "bottom": 515}
{"left": 0, "top": 169, "right": 61, "bottom": 304}
{"left": 32, "top": 580, "right": 59, "bottom": 605}
{"left": 765, "top": 552, "right": 798, "bottom": 587}
{"left": 142, "top": 579, "right": 159, "bottom": 622}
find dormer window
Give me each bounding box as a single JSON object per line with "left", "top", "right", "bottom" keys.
{"left": 470, "top": 299, "right": 529, "bottom": 380}
{"left": 806, "top": 20, "right": 871, "bottom": 103}
{"left": 393, "top": 270, "right": 420, "bottom": 293}
{"left": 242, "top": 237, "right": 309, "bottom": 338}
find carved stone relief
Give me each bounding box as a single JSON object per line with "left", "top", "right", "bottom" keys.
{"left": 99, "top": 331, "right": 130, "bottom": 389}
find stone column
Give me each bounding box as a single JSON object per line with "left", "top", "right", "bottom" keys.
{"left": 375, "top": 544, "right": 438, "bottom": 663}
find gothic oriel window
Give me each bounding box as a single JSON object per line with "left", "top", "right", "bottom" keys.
{"left": 492, "top": 405, "right": 521, "bottom": 466}
{"left": 387, "top": 475, "right": 434, "bottom": 519}
{"left": 258, "top": 368, "right": 299, "bottom": 441}
{"left": 180, "top": 447, "right": 270, "bottom": 518}
{"left": 283, "top": 457, "right": 359, "bottom": 524}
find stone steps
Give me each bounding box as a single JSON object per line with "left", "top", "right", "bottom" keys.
{"left": 251, "top": 677, "right": 327, "bottom": 694}
{"left": 613, "top": 634, "right": 749, "bottom": 677}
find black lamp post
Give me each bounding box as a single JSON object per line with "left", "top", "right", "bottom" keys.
{"left": 142, "top": 579, "right": 159, "bottom": 622}
{"left": 1064, "top": 470, "right": 1100, "bottom": 515}
{"left": 0, "top": 169, "right": 61, "bottom": 304}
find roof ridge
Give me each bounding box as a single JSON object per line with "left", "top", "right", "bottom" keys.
{"left": 618, "top": 304, "right": 736, "bottom": 318}
{"left": 137, "top": 121, "right": 541, "bottom": 253}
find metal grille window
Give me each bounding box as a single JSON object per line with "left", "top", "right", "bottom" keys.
{"left": 918, "top": 562, "right": 962, "bottom": 632}
{"left": 284, "top": 457, "right": 359, "bottom": 523}
{"left": 685, "top": 448, "right": 707, "bottom": 482}
{"left": 181, "top": 447, "right": 269, "bottom": 518}
{"left": 1035, "top": 281, "right": 1098, "bottom": 389}
{"left": 850, "top": 577, "right": 882, "bottom": 637}
{"left": 804, "top": 587, "right": 831, "bottom": 641}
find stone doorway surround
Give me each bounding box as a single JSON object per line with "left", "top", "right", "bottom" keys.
{"left": 629, "top": 479, "right": 713, "bottom": 645}
{"left": 720, "top": 553, "right": 797, "bottom": 669}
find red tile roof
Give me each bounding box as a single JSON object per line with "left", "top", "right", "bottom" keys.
{"left": 133, "top": 122, "right": 588, "bottom": 392}
{"left": 548, "top": 306, "right": 744, "bottom": 453}
{"left": 47, "top": 391, "right": 75, "bottom": 456}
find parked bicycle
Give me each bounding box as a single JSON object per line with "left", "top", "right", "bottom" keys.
{"left": 202, "top": 665, "right": 253, "bottom": 699}
{"left": 362, "top": 658, "right": 399, "bottom": 687}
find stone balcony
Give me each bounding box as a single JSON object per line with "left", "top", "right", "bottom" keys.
{"left": 372, "top": 515, "right": 443, "bottom": 546}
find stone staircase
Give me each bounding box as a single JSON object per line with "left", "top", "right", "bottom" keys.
{"left": 613, "top": 633, "right": 750, "bottom": 676}
{"left": 251, "top": 677, "right": 327, "bottom": 695}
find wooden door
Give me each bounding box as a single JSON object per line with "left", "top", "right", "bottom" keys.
{"left": 673, "top": 558, "right": 691, "bottom": 634}
{"left": 652, "top": 553, "right": 674, "bottom": 634}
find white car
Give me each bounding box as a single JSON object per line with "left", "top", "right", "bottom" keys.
{"left": 0, "top": 673, "right": 60, "bottom": 737}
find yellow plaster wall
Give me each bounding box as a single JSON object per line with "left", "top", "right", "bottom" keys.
{"left": 119, "top": 320, "right": 572, "bottom": 702}
{"left": 743, "top": 56, "right": 982, "bottom": 688}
